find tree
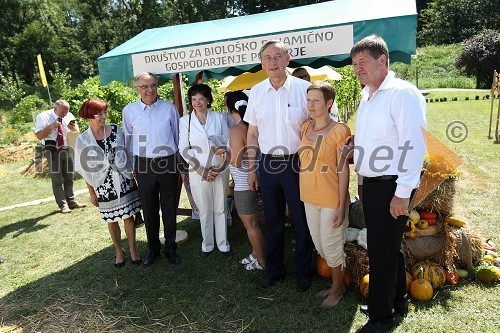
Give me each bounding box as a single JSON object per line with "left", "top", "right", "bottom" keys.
{"left": 419, "top": 0, "right": 500, "bottom": 46}
{"left": 455, "top": 30, "right": 500, "bottom": 89}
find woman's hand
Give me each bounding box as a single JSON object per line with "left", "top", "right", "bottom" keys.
{"left": 332, "top": 208, "right": 345, "bottom": 228}
{"left": 89, "top": 192, "right": 99, "bottom": 207}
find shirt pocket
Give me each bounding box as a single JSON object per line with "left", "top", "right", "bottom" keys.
{"left": 286, "top": 106, "right": 304, "bottom": 125}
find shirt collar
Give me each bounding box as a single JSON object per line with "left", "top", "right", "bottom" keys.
{"left": 264, "top": 74, "right": 292, "bottom": 92}
{"left": 139, "top": 98, "right": 159, "bottom": 111}
{"left": 360, "top": 71, "right": 395, "bottom": 100}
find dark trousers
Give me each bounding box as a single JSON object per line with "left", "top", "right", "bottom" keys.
{"left": 134, "top": 155, "right": 178, "bottom": 255}
{"left": 363, "top": 178, "right": 408, "bottom": 322}
{"left": 44, "top": 149, "right": 75, "bottom": 208}
{"left": 259, "top": 154, "right": 313, "bottom": 279}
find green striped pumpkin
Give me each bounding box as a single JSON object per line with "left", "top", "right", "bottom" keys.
{"left": 411, "top": 260, "right": 446, "bottom": 290}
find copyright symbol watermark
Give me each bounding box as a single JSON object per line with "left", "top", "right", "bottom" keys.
{"left": 446, "top": 121, "right": 468, "bottom": 143}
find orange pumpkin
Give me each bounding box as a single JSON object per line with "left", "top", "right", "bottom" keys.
{"left": 359, "top": 274, "right": 369, "bottom": 298}
{"left": 316, "top": 256, "right": 331, "bottom": 278}
{"left": 405, "top": 271, "right": 413, "bottom": 292}
{"left": 343, "top": 270, "right": 354, "bottom": 288}
{"left": 411, "top": 260, "right": 446, "bottom": 290}
{"left": 410, "top": 277, "right": 434, "bottom": 301}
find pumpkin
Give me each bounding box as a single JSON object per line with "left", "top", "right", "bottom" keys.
{"left": 316, "top": 255, "right": 331, "bottom": 278}
{"left": 359, "top": 274, "right": 369, "bottom": 298}
{"left": 343, "top": 270, "right": 354, "bottom": 288}
{"left": 406, "top": 271, "right": 413, "bottom": 292}
{"left": 410, "top": 276, "right": 434, "bottom": 301}
{"left": 411, "top": 260, "right": 446, "bottom": 290}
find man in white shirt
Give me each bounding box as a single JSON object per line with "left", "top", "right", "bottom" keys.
{"left": 122, "top": 72, "right": 181, "bottom": 266}
{"left": 35, "top": 99, "right": 85, "bottom": 213}
{"left": 351, "top": 35, "right": 426, "bottom": 333}
{"left": 244, "top": 40, "right": 314, "bottom": 292}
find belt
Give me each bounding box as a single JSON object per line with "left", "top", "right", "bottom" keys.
{"left": 363, "top": 175, "right": 398, "bottom": 183}
{"left": 134, "top": 155, "right": 174, "bottom": 163}
{"left": 263, "top": 153, "right": 296, "bottom": 160}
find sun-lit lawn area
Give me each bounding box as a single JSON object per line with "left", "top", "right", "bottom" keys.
{"left": 0, "top": 91, "right": 498, "bottom": 332}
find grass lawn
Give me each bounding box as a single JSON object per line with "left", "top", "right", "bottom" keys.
{"left": 0, "top": 91, "right": 499, "bottom": 332}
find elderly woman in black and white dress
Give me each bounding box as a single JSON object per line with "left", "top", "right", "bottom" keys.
{"left": 75, "top": 99, "right": 141, "bottom": 268}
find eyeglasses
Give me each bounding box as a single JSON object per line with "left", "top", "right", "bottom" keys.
{"left": 138, "top": 84, "right": 158, "bottom": 90}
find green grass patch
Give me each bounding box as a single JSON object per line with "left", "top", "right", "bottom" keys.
{"left": 1, "top": 92, "right": 499, "bottom": 332}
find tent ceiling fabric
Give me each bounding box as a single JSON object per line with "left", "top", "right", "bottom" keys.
{"left": 98, "top": 0, "right": 417, "bottom": 85}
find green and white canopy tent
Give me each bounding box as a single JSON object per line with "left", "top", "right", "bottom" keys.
{"left": 97, "top": 0, "right": 418, "bottom": 85}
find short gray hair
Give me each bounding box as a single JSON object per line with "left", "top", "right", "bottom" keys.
{"left": 258, "top": 40, "right": 289, "bottom": 60}
{"left": 133, "top": 72, "right": 158, "bottom": 86}
{"left": 350, "top": 34, "right": 389, "bottom": 66}
{"left": 54, "top": 99, "right": 69, "bottom": 110}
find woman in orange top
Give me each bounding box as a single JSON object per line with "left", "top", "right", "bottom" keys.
{"left": 299, "top": 82, "right": 351, "bottom": 307}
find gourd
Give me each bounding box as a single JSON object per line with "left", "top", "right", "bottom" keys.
{"left": 359, "top": 274, "right": 369, "bottom": 298}
{"left": 316, "top": 255, "right": 330, "bottom": 278}
{"left": 411, "top": 260, "right": 446, "bottom": 289}
{"left": 410, "top": 267, "right": 434, "bottom": 301}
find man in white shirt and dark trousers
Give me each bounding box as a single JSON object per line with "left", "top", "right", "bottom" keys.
{"left": 122, "top": 72, "right": 181, "bottom": 266}
{"left": 35, "top": 99, "right": 86, "bottom": 214}
{"left": 244, "top": 40, "right": 314, "bottom": 292}
{"left": 351, "top": 35, "right": 426, "bottom": 333}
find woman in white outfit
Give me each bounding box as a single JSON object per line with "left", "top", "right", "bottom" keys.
{"left": 179, "top": 83, "right": 231, "bottom": 257}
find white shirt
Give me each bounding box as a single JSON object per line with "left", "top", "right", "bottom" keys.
{"left": 244, "top": 75, "right": 310, "bottom": 155}
{"left": 179, "top": 110, "right": 229, "bottom": 168}
{"left": 122, "top": 99, "right": 180, "bottom": 158}
{"left": 34, "top": 108, "right": 75, "bottom": 147}
{"left": 354, "top": 71, "right": 427, "bottom": 198}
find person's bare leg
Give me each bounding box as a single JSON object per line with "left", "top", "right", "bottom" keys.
{"left": 239, "top": 213, "right": 265, "bottom": 266}
{"left": 321, "top": 266, "right": 346, "bottom": 308}
{"left": 108, "top": 222, "right": 124, "bottom": 264}
{"left": 124, "top": 217, "right": 140, "bottom": 261}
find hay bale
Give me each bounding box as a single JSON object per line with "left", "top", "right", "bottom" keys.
{"left": 345, "top": 242, "right": 369, "bottom": 286}
{"left": 416, "top": 178, "right": 457, "bottom": 215}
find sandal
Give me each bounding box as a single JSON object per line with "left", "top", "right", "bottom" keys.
{"left": 245, "top": 260, "right": 264, "bottom": 271}
{"left": 239, "top": 254, "right": 256, "bottom": 265}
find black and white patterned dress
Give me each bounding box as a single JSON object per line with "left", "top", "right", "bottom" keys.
{"left": 94, "top": 125, "right": 141, "bottom": 222}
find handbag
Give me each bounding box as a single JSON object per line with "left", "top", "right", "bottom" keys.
{"left": 177, "top": 113, "right": 192, "bottom": 174}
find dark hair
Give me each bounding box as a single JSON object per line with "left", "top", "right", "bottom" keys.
{"left": 258, "top": 40, "right": 289, "bottom": 60}
{"left": 350, "top": 34, "right": 389, "bottom": 66}
{"left": 78, "top": 99, "right": 107, "bottom": 119}
{"left": 188, "top": 83, "right": 213, "bottom": 108}
{"left": 292, "top": 67, "right": 311, "bottom": 82}
{"left": 225, "top": 91, "right": 249, "bottom": 124}
{"left": 307, "top": 82, "right": 336, "bottom": 113}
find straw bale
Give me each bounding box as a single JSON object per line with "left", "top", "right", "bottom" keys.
{"left": 345, "top": 242, "right": 369, "bottom": 286}
{"left": 416, "top": 179, "right": 457, "bottom": 215}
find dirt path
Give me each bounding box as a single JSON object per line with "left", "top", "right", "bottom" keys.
{"left": 0, "top": 189, "right": 88, "bottom": 212}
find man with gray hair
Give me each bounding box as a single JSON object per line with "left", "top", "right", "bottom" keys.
{"left": 244, "top": 40, "right": 314, "bottom": 292}
{"left": 35, "top": 99, "right": 85, "bottom": 213}
{"left": 122, "top": 72, "right": 180, "bottom": 266}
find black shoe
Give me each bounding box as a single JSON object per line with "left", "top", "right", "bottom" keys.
{"left": 114, "top": 261, "right": 125, "bottom": 268}
{"left": 134, "top": 212, "right": 144, "bottom": 228}
{"left": 358, "top": 320, "right": 394, "bottom": 333}
{"left": 259, "top": 275, "right": 285, "bottom": 290}
{"left": 200, "top": 250, "right": 212, "bottom": 258}
{"left": 296, "top": 276, "right": 312, "bottom": 292}
{"left": 165, "top": 252, "right": 181, "bottom": 264}
{"left": 143, "top": 251, "right": 160, "bottom": 266}
{"left": 130, "top": 259, "right": 142, "bottom": 265}
{"left": 220, "top": 250, "right": 233, "bottom": 257}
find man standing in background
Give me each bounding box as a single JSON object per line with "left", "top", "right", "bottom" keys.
{"left": 35, "top": 99, "right": 86, "bottom": 214}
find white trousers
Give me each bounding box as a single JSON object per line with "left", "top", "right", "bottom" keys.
{"left": 190, "top": 168, "right": 230, "bottom": 252}
{"left": 304, "top": 202, "right": 349, "bottom": 268}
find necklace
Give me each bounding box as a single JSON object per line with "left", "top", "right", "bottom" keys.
{"left": 312, "top": 119, "right": 332, "bottom": 132}
{"left": 195, "top": 112, "right": 207, "bottom": 124}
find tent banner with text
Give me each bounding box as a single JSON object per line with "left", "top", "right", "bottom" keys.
{"left": 131, "top": 25, "right": 353, "bottom": 76}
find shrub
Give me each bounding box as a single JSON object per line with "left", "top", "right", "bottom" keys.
{"left": 475, "top": 95, "right": 480, "bottom": 100}
{"left": 0, "top": 73, "right": 26, "bottom": 109}
{"left": 9, "top": 95, "right": 49, "bottom": 125}
{"left": 0, "top": 125, "right": 23, "bottom": 146}
{"left": 465, "top": 97, "right": 469, "bottom": 100}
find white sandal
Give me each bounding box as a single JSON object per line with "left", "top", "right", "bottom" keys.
{"left": 240, "top": 254, "right": 256, "bottom": 265}
{"left": 245, "top": 260, "right": 264, "bottom": 271}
